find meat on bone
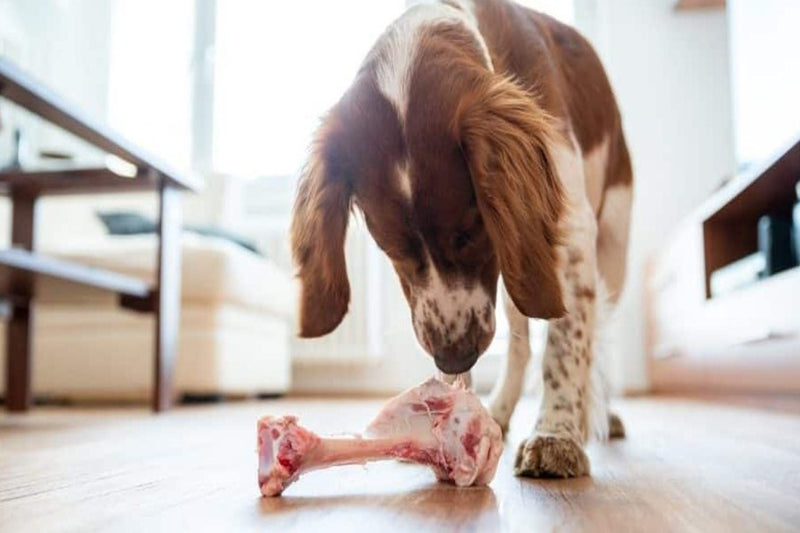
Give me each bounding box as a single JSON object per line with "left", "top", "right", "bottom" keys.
{"left": 257, "top": 378, "right": 504, "bottom": 496}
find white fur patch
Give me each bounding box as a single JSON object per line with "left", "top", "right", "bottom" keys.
{"left": 488, "top": 282, "right": 532, "bottom": 429}
{"left": 411, "top": 260, "right": 494, "bottom": 351}
{"left": 599, "top": 185, "right": 632, "bottom": 245}
{"left": 550, "top": 134, "right": 589, "bottom": 205}
{"left": 587, "top": 278, "right": 611, "bottom": 441}
{"left": 397, "top": 162, "right": 412, "bottom": 200}
{"left": 597, "top": 184, "right": 633, "bottom": 300}
{"left": 442, "top": 0, "right": 493, "bottom": 69}
{"left": 582, "top": 136, "right": 609, "bottom": 212}
{"left": 374, "top": 3, "right": 492, "bottom": 122}
{"left": 529, "top": 134, "right": 605, "bottom": 444}
{"left": 549, "top": 135, "right": 598, "bottom": 299}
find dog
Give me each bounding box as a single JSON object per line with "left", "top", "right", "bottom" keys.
{"left": 289, "top": 0, "right": 632, "bottom": 478}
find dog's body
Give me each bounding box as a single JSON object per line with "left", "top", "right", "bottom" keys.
{"left": 290, "top": 0, "right": 632, "bottom": 478}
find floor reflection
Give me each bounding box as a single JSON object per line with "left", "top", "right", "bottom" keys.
{"left": 258, "top": 483, "right": 500, "bottom": 529}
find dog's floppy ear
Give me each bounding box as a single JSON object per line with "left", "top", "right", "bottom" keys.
{"left": 290, "top": 116, "right": 353, "bottom": 337}
{"left": 457, "top": 76, "right": 566, "bottom": 319}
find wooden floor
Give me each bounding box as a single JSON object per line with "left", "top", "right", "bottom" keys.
{"left": 1, "top": 395, "right": 799, "bottom": 532}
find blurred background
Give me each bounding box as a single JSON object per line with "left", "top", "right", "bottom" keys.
{"left": 0, "top": 0, "right": 798, "bottom": 403}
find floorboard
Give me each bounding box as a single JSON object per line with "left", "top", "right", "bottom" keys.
{"left": 1, "top": 396, "right": 799, "bottom": 532}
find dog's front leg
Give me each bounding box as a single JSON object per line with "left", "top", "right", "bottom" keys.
{"left": 514, "top": 208, "right": 599, "bottom": 478}
{"left": 488, "top": 284, "right": 532, "bottom": 434}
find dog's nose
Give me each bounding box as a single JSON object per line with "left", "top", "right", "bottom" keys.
{"left": 433, "top": 351, "right": 479, "bottom": 375}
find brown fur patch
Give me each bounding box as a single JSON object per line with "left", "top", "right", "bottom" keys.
{"left": 556, "top": 358, "right": 569, "bottom": 379}
{"left": 456, "top": 72, "right": 566, "bottom": 320}
{"left": 567, "top": 248, "right": 583, "bottom": 265}
{"left": 290, "top": 75, "right": 404, "bottom": 338}
{"left": 574, "top": 285, "right": 596, "bottom": 300}
{"left": 289, "top": 120, "right": 352, "bottom": 338}
{"left": 472, "top": 0, "right": 632, "bottom": 195}
{"left": 554, "top": 402, "right": 574, "bottom": 414}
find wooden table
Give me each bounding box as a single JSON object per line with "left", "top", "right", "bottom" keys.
{"left": 0, "top": 57, "right": 200, "bottom": 413}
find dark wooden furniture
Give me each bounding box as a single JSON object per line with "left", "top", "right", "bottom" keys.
{"left": 646, "top": 137, "right": 800, "bottom": 393}
{"left": 0, "top": 58, "right": 200, "bottom": 412}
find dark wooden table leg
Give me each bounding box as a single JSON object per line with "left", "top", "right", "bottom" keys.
{"left": 6, "top": 302, "right": 34, "bottom": 412}
{"left": 5, "top": 192, "right": 38, "bottom": 412}
{"left": 153, "top": 179, "right": 182, "bottom": 412}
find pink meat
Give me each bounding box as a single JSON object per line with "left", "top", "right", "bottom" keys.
{"left": 257, "top": 378, "right": 504, "bottom": 496}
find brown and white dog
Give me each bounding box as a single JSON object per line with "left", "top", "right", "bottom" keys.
{"left": 289, "top": 0, "right": 632, "bottom": 478}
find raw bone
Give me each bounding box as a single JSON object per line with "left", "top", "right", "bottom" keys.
{"left": 257, "top": 378, "right": 503, "bottom": 496}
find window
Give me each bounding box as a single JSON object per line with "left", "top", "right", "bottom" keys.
{"left": 211, "top": 1, "right": 575, "bottom": 179}
{"left": 213, "top": 1, "right": 405, "bottom": 178}
{"left": 107, "top": 0, "right": 195, "bottom": 171}
{"left": 728, "top": 0, "right": 800, "bottom": 165}
{"left": 517, "top": 0, "right": 574, "bottom": 24}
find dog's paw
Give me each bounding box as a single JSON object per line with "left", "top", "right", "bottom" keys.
{"left": 514, "top": 434, "right": 590, "bottom": 478}
{"left": 608, "top": 412, "right": 626, "bottom": 439}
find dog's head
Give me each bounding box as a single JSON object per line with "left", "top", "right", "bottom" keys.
{"left": 290, "top": 7, "right": 565, "bottom": 374}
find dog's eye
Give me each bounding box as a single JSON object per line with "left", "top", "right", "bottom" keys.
{"left": 453, "top": 231, "right": 470, "bottom": 251}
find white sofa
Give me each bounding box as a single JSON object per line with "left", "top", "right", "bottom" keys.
{"left": 0, "top": 234, "right": 297, "bottom": 401}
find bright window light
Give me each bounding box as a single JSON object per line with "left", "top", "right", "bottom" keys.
{"left": 728, "top": 0, "right": 800, "bottom": 165}
{"left": 213, "top": 1, "right": 405, "bottom": 178}
{"left": 517, "top": 0, "right": 575, "bottom": 25}
{"left": 212, "top": 1, "right": 574, "bottom": 179}
{"left": 107, "top": 0, "right": 195, "bottom": 171}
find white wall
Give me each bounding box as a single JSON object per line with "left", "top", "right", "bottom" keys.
{"left": 576, "top": 0, "right": 736, "bottom": 392}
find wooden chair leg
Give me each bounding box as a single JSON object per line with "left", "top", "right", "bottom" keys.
{"left": 153, "top": 181, "right": 182, "bottom": 412}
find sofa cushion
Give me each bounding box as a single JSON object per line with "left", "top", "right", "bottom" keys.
{"left": 44, "top": 234, "right": 297, "bottom": 319}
